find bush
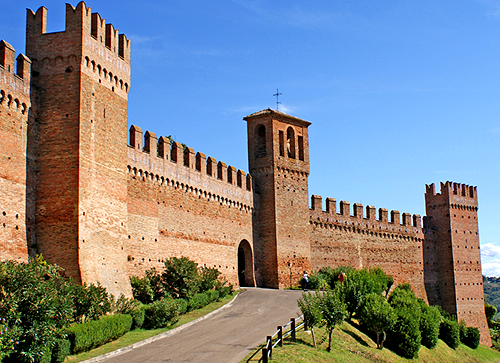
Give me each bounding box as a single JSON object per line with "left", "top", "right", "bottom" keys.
{"left": 67, "top": 314, "right": 133, "bottom": 354}
{"left": 130, "top": 308, "right": 145, "bottom": 330}
{"left": 176, "top": 299, "right": 188, "bottom": 315}
{"left": 161, "top": 257, "right": 200, "bottom": 300}
{"left": 207, "top": 290, "right": 219, "bottom": 303}
{"left": 358, "top": 293, "right": 396, "bottom": 349}
{"left": 188, "top": 292, "right": 210, "bottom": 311}
{"left": 217, "top": 284, "right": 233, "bottom": 299}
{"left": 51, "top": 339, "right": 71, "bottom": 363}
{"left": 386, "top": 308, "right": 422, "bottom": 359}
{"left": 419, "top": 304, "right": 441, "bottom": 349}
{"left": 439, "top": 319, "right": 460, "bottom": 349}
{"left": 0, "top": 256, "right": 75, "bottom": 363}
{"left": 112, "top": 295, "right": 144, "bottom": 329}
{"left": 130, "top": 275, "right": 154, "bottom": 304}
{"left": 67, "top": 282, "right": 111, "bottom": 323}
{"left": 199, "top": 267, "right": 221, "bottom": 293}
{"left": 144, "top": 298, "right": 180, "bottom": 329}
{"left": 462, "top": 326, "right": 480, "bottom": 349}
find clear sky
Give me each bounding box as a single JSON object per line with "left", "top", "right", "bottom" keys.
{"left": 2, "top": 1, "right": 499, "bottom": 275}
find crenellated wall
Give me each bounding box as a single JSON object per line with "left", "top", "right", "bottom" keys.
{"left": 309, "top": 195, "right": 427, "bottom": 300}
{"left": 0, "top": 40, "right": 32, "bottom": 262}
{"left": 0, "top": 1, "right": 491, "bottom": 345}
{"left": 125, "top": 126, "right": 255, "bottom": 287}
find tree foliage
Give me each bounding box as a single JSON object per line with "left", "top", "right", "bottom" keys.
{"left": 358, "top": 293, "right": 396, "bottom": 349}
{"left": 298, "top": 291, "right": 323, "bottom": 349}
{"left": 321, "top": 288, "right": 347, "bottom": 352}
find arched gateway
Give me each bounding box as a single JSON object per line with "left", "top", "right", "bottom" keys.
{"left": 237, "top": 240, "right": 255, "bottom": 287}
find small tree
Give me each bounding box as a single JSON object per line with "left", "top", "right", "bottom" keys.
{"left": 161, "top": 257, "right": 200, "bottom": 300}
{"left": 439, "top": 319, "right": 460, "bottom": 349}
{"left": 298, "top": 292, "right": 323, "bottom": 349}
{"left": 419, "top": 304, "right": 441, "bottom": 349}
{"left": 358, "top": 293, "right": 396, "bottom": 349}
{"left": 485, "top": 303, "right": 497, "bottom": 327}
{"left": 320, "top": 288, "right": 347, "bottom": 352}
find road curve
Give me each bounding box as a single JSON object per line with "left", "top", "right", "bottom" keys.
{"left": 102, "top": 288, "right": 303, "bottom": 363}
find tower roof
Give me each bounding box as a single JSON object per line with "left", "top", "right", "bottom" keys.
{"left": 243, "top": 108, "right": 311, "bottom": 127}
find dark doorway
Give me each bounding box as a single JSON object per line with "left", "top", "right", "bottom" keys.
{"left": 237, "top": 240, "right": 254, "bottom": 287}
{"left": 238, "top": 246, "right": 246, "bottom": 286}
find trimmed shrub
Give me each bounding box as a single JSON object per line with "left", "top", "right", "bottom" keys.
{"left": 144, "top": 298, "right": 180, "bottom": 329}
{"left": 161, "top": 257, "right": 200, "bottom": 300}
{"left": 51, "top": 339, "right": 71, "bottom": 363}
{"left": 217, "top": 284, "right": 233, "bottom": 299}
{"left": 199, "top": 267, "right": 221, "bottom": 293}
{"left": 188, "top": 292, "right": 210, "bottom": 311}
{"left": 420, "top": 305, "right": 441, "bottom": 349}
{"left": 130, "top": 275, "right": 154, "bottom": 304}
{"left": 439, "top": 319, "right": 460, "bottom": 349}
{"left": 67, "top": 314, "right": 133, "bottom": 354}
{"left": 207, "top": 290, "right": 219, "bottom": 303}
{"left": 130, "top": 308, "right": 145, "bottom": 330}
{"left": 176, "top": 299, "right": 189, "bottom": 315}
{"left": 386, "top": 308, "right": 421, "bottom": 359}
{"left": 462, "top": 327, "right": 480, "bottom": 349}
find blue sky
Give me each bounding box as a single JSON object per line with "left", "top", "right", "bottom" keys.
{"left": 2, "top": 1, "right": 500, "bottom": 275}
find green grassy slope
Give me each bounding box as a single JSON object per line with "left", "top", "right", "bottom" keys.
{"left": 243, "top": 322, "right": 500, "bottom": 363}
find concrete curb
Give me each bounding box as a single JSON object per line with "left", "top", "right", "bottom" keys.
{"left": 79, "top": 292, "right": 241, "bottom": 363}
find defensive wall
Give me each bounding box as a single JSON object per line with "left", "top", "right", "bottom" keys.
{"left": 309, "top": 195, "right": 427, "bottom": 299}
{"left": 125, "top": 126, "right": 255, "bottom": 287}
{"left": 0, "top": 40, "right": 32, "bottom": 262}
{"left": 0, "top": 1, "right": 491, "bottom": 346}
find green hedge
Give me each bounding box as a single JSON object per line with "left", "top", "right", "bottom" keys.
{"left": 144, "top": 298, "right": 180, "bottom": 329}
{"left": 439, "top": 319, "right": 460, "bottom": 349}
{"left": 188, "top": 292, "right": 210, "bottom": 311}
{"left": 51, "top": 338, "right": 71, "bottom": 363}
{"left": 67, "top": 314, "right": 133, "bottom": 354}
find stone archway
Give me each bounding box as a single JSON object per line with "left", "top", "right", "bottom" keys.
{"left": 237, "top": 240, "right": 255, "bottom": 287}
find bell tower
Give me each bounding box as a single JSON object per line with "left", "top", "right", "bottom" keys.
{"left": 244, "top": 109, "right": 311, "bottom": 288}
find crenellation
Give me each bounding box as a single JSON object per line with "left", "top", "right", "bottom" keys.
{"left": 196, "top": 152, "right": 206, "bottom": 173}
{"left": 184, "top": 147, "right": 195, "bottom": 169}
{"left": 227, "top": 165, "right": 237, "bottom": 185}
{"left": 217, "top": 161, "right": 227, "bottom": 181}
{"left": 144, "top": 131, "right": 157, "bottom": 154}
{"left": 402, "top": 213, "right": 411, "bottom": 226}
{"left": 340, "top": 200, "right": 350, "bottom": 216}
{"left": 391, "top": 210, "right": 400, "bottom": 224}
{"left": 1, "top": 1, "right": 490, "bottom": 346}
{"left": 353, "top": 203, "right": 363, "bottom": 219}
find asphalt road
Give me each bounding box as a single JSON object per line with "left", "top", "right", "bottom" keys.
{"left": 102, "top": 288, "right": 303, "bottom": 363}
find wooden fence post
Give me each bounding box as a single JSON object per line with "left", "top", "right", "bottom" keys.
{"left": 278, "top": 326, "right": 283, "bottom": 347}
{"left": 291, "top": 318, "right": 296, "bottom": 342}
{"left": 267, "top": 335, "right": 273, "bottom": 358}
{"left": 262, "top": 347, "right": 268, "bottom": 363}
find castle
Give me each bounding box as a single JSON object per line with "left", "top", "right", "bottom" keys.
{"left": 0, "top": 2, "right": 491, "bottom": 345}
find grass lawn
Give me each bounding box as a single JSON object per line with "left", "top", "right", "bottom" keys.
{"left": 242, "top": 321, "right": 500, "bottom": 363}
{"left": 66, "top": 292, "right": 238, "bottom": 362}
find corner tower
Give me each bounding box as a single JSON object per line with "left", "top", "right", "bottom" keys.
{"left": 244, "top": 109, "right": 311, "bottom": 288}
{"left": 26, "top": 2, "right": 131, "bottom": 296}
{"left": 425, "top": 182, "right": 490, "bottom": 346}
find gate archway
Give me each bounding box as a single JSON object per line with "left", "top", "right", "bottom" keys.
{"left": 237, "top": 240, "right": 255, "bottom": 287}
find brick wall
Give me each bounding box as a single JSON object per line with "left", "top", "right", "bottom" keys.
{"left": 126, "top": 133, "right": 255, "bottom": 287}
{"left": 0, "top": 40, "right": 30, "bottom": 262}
{"left": 309, "top": 196, "right": 427, "bottom": 299}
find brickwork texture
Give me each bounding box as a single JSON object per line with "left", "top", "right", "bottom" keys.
{"left": 0, "top": 1, "right": 491, "bottom": 346}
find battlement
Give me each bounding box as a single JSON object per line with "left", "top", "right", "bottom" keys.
{"left": 425, "top": 181, "right": 478, "bottom": 209}
{"left": 128, "top": 125, "right": 253, "bottom": 194}
{"left": 310, "top": 195, "right": 422, "bottom": 232}
{"left": 0, "top": 41, "right": 31, "bottom": 92}
{"left": 26, "top": 2, "right": 130, "bottom": 63}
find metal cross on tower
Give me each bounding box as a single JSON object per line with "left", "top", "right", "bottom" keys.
{"left": 273, "top": 88, "right": 282, "bottom": 111}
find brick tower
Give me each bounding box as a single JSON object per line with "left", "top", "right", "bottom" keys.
{"left": 425, "top": 182, "right": 491, "bottom": 346}
{"left": 0, "top": 41, "right": 32, "bottom": 261}
{"left": 244, "top": 109, "right": 311, "bottom": 288}
{"left": 26, "top": 2, "right": 131, "bottom": 296}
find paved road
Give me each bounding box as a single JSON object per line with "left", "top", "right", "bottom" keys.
{"left": 103, "top": 288, "right": 303, "bottom": 363}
